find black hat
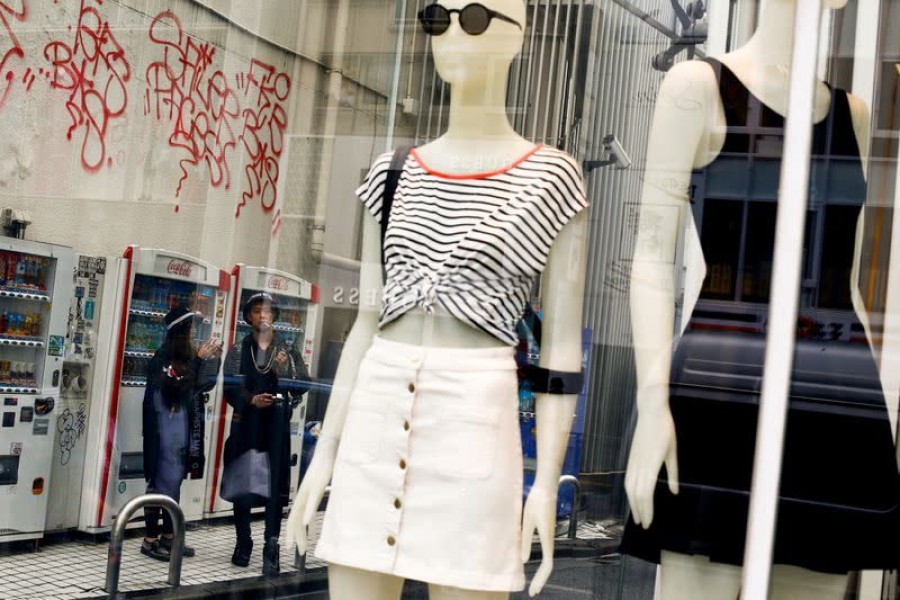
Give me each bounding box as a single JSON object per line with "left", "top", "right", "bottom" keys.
{"left": 242, "top": 292, "right": 280, "bottom": 324}
{"left": 164, "top": 305, "right": 198, "bottom": 334}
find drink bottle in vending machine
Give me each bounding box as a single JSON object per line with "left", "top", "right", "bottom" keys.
{"left": 0, "top": 252, "right": 50, "bottom": 291}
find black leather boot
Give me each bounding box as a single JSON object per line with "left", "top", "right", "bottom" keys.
{"left": 231, "top": 538, "right": 253, "bottom": 567}
{"left": 262, "top": 537, "right": 280, "bottom": 576}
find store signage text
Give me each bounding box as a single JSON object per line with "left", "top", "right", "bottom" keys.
{"left": 167, "top": 260, "right": 193, "bottom": 277}
{"left": 267, "top": 276, "right": 289, "bottom": 291}
{"left": 332, "top": 287, "right": 377, "bottom": 307}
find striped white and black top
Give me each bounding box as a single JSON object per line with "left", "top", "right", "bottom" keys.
{"left": 357, "top": 145, "right": 589, "bottom": 346}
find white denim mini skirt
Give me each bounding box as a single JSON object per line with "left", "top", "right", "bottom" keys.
{"left": 315, "top": 336, "right": 525, "bottom": 592}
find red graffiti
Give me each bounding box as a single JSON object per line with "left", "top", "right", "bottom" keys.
{"left": 145, "top": 9, "right": 291, "bottom": 220}
{"left": 21, "top": 66, "right": 33, "bottom": 91}
{"left": 43, "top": 0, "right": 131, "bottom": 173}
{"left": 0, "top": 1, "right": 27, "bottom": 109}
{"left": 235, "top": 59, "right": 291, "bottom": 219}
{"left": 145, "top": 10, "right": 240, "bottom": 204}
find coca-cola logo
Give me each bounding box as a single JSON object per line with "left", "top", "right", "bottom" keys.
{"left": 167, "top": 260, "right": 193, "bottom": 278}
{"left": 267, "top": 276, "right": 289, "bottom": 291}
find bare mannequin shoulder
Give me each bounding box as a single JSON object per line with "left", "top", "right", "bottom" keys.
{"left": 654, "top": 59, "right": 720, "bottom": 113}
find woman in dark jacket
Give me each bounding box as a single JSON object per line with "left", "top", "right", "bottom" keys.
{"left": 221, "top": 293, "right": 310, "bottom": 575}
{"left": 141, "top": 305, "right": 222, "bottom": 561}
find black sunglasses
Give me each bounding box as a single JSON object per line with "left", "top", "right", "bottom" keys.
{"left": 418, "top": 3, "right": 523, "bottom": 36}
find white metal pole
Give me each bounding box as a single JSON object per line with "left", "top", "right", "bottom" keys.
{"left": 851, "top": 0, "right": 881, "bottom": 107}
{"left": 881, "top": 64, "right": 900, "bottom": 441}
{"left": 705, "top": 0, "right": 731, "bottom": 56}
{"left": 386, "top": 0, "right": 409, "bottom": 150}
{"left": 740, "top": 1, "right": 823, "bottom": 598}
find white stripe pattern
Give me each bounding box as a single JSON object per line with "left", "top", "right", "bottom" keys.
{"left": 357, "top": 146, "right": 589, "bottom": 346}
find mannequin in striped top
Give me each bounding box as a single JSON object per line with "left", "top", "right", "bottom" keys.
{"left": 287, "top": 1, "right": 589, "bottom": 598}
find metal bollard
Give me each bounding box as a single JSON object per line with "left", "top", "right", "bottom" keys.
{"left": 558, "top": 475, "right": 581, "bottom": 540}
{"left": 105, "top": 493, "right": 185, "bottom": 599}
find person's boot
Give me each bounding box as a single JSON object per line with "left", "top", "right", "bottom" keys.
{"left": 160, "top": 535, "right": 195, "bottom": 558}
{"left": 231, "top": 538, "right": 253, "bottom": 567}
{"left": 140, "top": 538, "right": 170, "bottom": 562}
{"left": 262, "top": 537, "right": 280, "bottom": 576}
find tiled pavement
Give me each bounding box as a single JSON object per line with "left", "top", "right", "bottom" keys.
{"left": 0, "top": 515, "right": 628, "bottom": 600}
{"left": 0, "top": 512, "right": 328, "bottom": 600}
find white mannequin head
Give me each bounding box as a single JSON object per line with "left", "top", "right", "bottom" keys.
{"left": 426, "top": 0, "right": 526, "bottom": 87}
{"left": 745, "top": 0, "right": 848, "bottom": 63}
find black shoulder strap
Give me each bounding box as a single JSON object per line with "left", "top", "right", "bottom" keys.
{"left": 828, "top": 89, "right": 863, "bottom": 158}
{"left": 381, "top": 146, "right": 413, "bottom": 282}
{"left": 701, "top": 57, "right": 723, "bottom": 86}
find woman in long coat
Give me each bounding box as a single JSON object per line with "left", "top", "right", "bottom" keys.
{"left": 142, "top": 305, "right": 221, "bottom": 561}
{"left": 221, "top": 293, "right": 311, "bottom": 575}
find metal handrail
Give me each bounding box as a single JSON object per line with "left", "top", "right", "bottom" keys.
{"left": 558, "top": 475, "right": 581, "bottom": 540}
{"left": 105, "top": 493, "right": 185, "bottom": 599}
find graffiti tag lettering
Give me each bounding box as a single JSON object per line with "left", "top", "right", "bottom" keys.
{"left": 145, "top": 10, "right": 240, "bottom": 207}
{"left": 57, "top": 403, "right": 87, "bottom": 466}
{"left": 235, "top": 59, "right": 291, "bottom": 219}
{"left": 43, "top": 0, "right": 131, "bottom": 172}
{"left": 145, "top": 9, "right": 292, "bottom": 219}
{"left": 0, "top": 1, "right": 27, "bottom": 109}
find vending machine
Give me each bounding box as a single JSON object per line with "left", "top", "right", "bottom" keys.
{"left": 205, "top": 265, "right": 318, "bottom": 517}
{"left": 0, "top": 238, "right": 74, "bottom": 542}
{"left": 45, "top": 255, "right": 112, "bottom": 532}
{"left": 80, "top": 246, "right": 230, "bottom": 533}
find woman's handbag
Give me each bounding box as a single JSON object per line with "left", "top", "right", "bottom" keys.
{"left": 220, "top": 448, "right": 271, "bottom": 502}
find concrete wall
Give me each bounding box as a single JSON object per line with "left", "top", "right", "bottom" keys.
{"left": 0, "top": 0, "right": 398, "bottom": 280}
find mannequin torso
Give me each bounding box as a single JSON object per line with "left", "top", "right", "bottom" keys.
{"left": 379, "top": 1, "right": 546, "bottom": 352}
{"left": 380, "top": 140, "right": 539, "bottom": 351}
{"left": 622, "top": 1, "right": 899, "bottom": 598}
{"left": 381, "top": 306, "right": 507, "bottom": 349}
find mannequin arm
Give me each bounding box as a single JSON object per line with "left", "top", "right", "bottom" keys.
{"left": 846, "top": 94, "right": 873, "bottom": 348}
{"left": 625, "top": 60, "right": 716, "bottom": 528}
{"left": 521, "top": 211, "right": 587, "bottom": 597}
{"left": 287, "top": 211, "right": 383, "bottom": 555}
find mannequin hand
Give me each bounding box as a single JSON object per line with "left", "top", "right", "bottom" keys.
{"left": 624, "top": 398, "right": 678, "bottom": 529}
{"left": 520, "top": 483, "right": 557, "bottom": 597}
{"left": 287, "top": 438, "right": 338, "bottom": 556}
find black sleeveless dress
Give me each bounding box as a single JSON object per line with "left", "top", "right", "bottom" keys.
{"left": 620, "top": 58, "right": 900, "bottom": 574}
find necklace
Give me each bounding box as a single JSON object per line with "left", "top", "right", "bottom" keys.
{"left": 251, "top": 344, "right": 276, "bottom": 374}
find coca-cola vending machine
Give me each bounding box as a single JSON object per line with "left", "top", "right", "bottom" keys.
{"left": 205, "top": 265, "right": 318, "bottom": 517}
{"left": 80, "top": 246, "right": 230, "bottom": 532}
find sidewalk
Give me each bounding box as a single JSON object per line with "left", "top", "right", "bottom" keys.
{"left": 0, "top": 513, "right": 328, "bottom": 600}
{"left": 0, "top": 514, "right": 637, "bottom": 600}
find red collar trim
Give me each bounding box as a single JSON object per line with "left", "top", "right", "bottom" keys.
{"left": 410, "top": 144, "right": 542, "bottom": 180}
